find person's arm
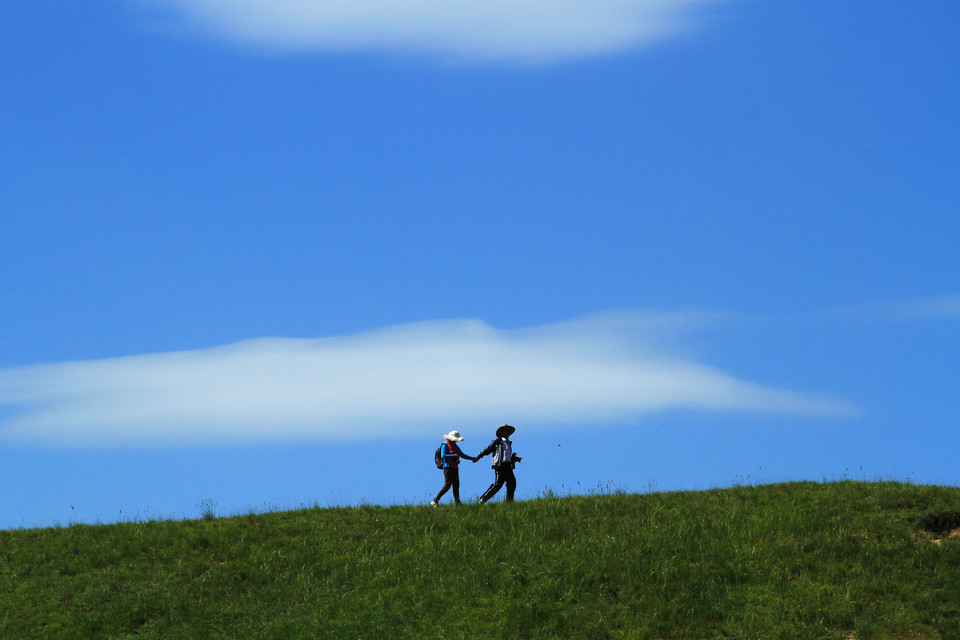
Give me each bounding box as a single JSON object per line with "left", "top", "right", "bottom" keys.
{"left": 455, "top": 443, "right": 478, "bottom": 462}
{"left": 475, "top": 439, "right": 497, "bottom": 460}
{"left": 442, "top": 442, "right": 459, "bottom": 463}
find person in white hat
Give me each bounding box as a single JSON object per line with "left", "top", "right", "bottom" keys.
{"left": 476, "top": 424, "right": 522, "bottom": 504}
{"left": 431, "top": 430, "right": 478, "bottom": 506}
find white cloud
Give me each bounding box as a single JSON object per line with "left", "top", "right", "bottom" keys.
{"left": 134, "top": 0, "right": 720, "bottom": 63}
{"left": 832, "top": 293, "right": 960, "bottom": 322}
{"left": 886, "top": 293, "right": 960, "bottom": 320}
{"left": 0, "top": 314, "right": 853, "bottom": 448}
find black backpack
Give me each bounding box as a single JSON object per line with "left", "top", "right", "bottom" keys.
{"left": 434, "top": 441, "right": 453, "bottom": 469}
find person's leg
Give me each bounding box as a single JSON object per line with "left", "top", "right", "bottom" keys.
{"left": 478, "top": 481, "right": 495, "bottom": 503}
{"left": 451, "top": 469, "right": 462, "bottom": 504}
{"left": 504, "top": 467, "right": 517, "bottom": 502}
{"left": 433, "top": 469, "right": 454, "bottom": 504}
{"left": 479, "top": 467, "right": 505, "bottom": 503}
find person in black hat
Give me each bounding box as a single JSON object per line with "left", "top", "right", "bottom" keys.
{"left": 475, "top": 424, "right": 522, "bottom": 504}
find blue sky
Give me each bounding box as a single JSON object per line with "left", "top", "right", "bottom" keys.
{"left": 2, "top": 0, "right": 958, "bottom": 528}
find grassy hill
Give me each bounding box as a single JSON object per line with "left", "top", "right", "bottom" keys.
{"left": 2, "top": 481, "right": 959, "bottom": 639}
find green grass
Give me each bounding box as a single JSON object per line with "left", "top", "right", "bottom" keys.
{"left": 2, "top": 481, "right": 960, "bottom": 639}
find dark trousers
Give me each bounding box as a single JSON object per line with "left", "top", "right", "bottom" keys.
{"left": 480, "top": 465, "right": 516, "bottom": 503}
{"left": 434, "top": 468, "right": 461, "bottom": 504}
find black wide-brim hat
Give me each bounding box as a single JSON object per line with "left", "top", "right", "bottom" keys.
{"left": 496, "top": 424, "right": 516, "bottom": 438}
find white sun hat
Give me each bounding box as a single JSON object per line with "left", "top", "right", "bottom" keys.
{"left": 443, "top": 430, "right": 464, "bottom": 442}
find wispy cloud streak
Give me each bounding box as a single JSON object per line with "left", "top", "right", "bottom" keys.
{"left": 0, "top": 314, "right": 852, "bottom": 447}
{"left": 882, "top": 293, "right": 960, "bottom": 320}
{"left": 134, "top": 0, "right": 721, "bottom": 63}
{"left": 831, "top": 293, "right": 960, "bottom": 322}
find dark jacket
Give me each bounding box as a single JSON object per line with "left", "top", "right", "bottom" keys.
{"left": 476, "top": 438, "right": 520, "bottom": 469}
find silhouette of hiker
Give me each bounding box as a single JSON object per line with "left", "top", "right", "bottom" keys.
{"left": 476, "top": 424, "right": 522, "bottom": 504}
{"left": 431, "top": 430, "right": 478, "bottom": 506}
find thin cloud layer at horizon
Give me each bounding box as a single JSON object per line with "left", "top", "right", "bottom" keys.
{"left": 134, "top": 0, "right": 719, "bottom": 63}
{"left": 877, "top": 293, "right": 960, "bottom": 321}
{"left": 0, "top": 314, "right": 853, "bottom": 448}
{"left": 822, "top": 293, "right": 960, "bottom": 323}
